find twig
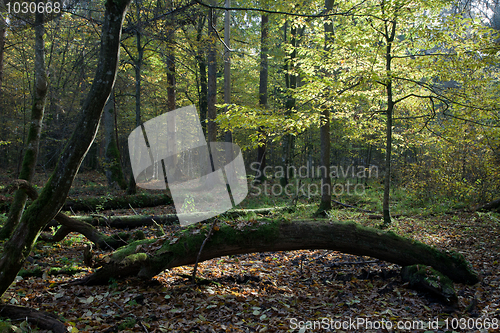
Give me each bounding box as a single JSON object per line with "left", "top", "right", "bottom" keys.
{"left": 192, "top": 219, "right": 218, "bottom": 284}
{"left": 139, "top": 320, "right": 149, "bottom": 333}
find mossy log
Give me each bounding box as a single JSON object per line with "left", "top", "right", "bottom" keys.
{"left": 67, "top": 205, "right": 309, "bottom": 229}
{"left": 1, "top": 192, "right": 173, "bottom": 214}
{"left": 76, "top": 219, "right": 479, "bottom": 286}
{"left": 10, "top": 180, "right": 130, "bottom": 250}
{"left": 63, "top": 193, "right": 173, "bottom": 212}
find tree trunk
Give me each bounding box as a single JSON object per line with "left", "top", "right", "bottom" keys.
{"left": 196, "top": 16, "right": 208, "bottom": 135}
{"left": 223, "top": 0, "right": 232, "bottom": 147}
{"left": 207, "top": 1, "right": 217, "bottom": 143}
{"left": 316, "top": 0, "right": 334, "bottom": 216}
{"left": 76, "top": 219, "right": 478, "bottom": 286}
{"left": 0, "top": 16, "right": 5, "bottom": 114}
{"left": 63, "top": 192, "right": 172, "bottom": 212}
{"left": 255, "top": 13, "right": 268, "bottom": 183}
{"left": 0, "top": 9, "right": 48, "bottom": 240}
{"left": 126, "top": 1, "right": 144, "bottom": 195}
{"left": 282, "top": 22, "right": 297, "bottom": 185}
{"left": 0, "top": 192, "right": 173, "bottom": 213}
{"left": 65, "top": 205, "right": 306, "bottom": 229}
{"left": 166, "top": 0, "right": 176, "bottom": 112}
{"left": 0, "top": 0, "right": 131, "bottom": 297}
{"left": 103, "top": 92, "right": 127, "bottom": 189}
{"left": 383, "top": 20, "right": 397, "bottom": 226}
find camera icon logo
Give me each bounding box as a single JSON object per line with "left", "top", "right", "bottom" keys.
{"left": 128, "top": 105, "right": 248, "bottom": 226}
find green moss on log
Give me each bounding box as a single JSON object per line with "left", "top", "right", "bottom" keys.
{"left": 121, "top": 253, "right": 148, "bottom": 266}
{"left": 110, "top": 239, "right": 156, "bottom": 262}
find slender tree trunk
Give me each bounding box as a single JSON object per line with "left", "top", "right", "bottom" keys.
{"left": 0, "top": 8, "right": 48, "bottom": 239}
{"left": 281, "top": 22, "right": 297, "bottom": 185}
{"left": 0, "top": 0, "right": 131, "bottom": 297}
{"left": 0, "top": 19, "right": 5, "bottom": 168}
{"left": 207, "top": 1, "right": 217, "bottom": 143}
{"left": 255, "top": 13, "right": 268, "bottom": 183}
{"left": 383, "top": 19, "right": 397, "bottom": 226}
{"left": 316, "top": 0, "right": 334, "bottom": 215}
{"left": 224, "top": 0, "right": 232, "bottom": 146}
{"left": 127, "top": 3, "right": 144, "bottom": 195}
{"left": 196, "top": 17, "right": 208, "bottom": 135}
{"left": 166, "top": 0, "right": 176, "bottom": 112}
{"left": 166, "top": 53, "right": 176, "bottom": 111}
{"left": 164, "top": 0, "right": 179, "bottom": 181}
{"left": 0, "top": 18, "right": 5, "bottom": 114}
{"left": 103, "top": 92, "right": 127, "bottom": 189}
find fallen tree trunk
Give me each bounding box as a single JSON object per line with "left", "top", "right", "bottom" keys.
{"left": 0, "top": 304, "right": 66, "bottom": 333}
{"left": 0, "top": 192, "right": 173, "bottom": 213}
{"left": 475, "top": 198, "right": 500, "bottom": 212}
{"left": 76, "top": 219, "right": 479, "bottom": 286}
{"left": 11, "top": 180, "right": 130, "bottom": 250}
{"left": 67, "top": 205, "right": 309, "bottom": 229}
{"left": 63, "top": 192, "right": 172, "bottom": 212}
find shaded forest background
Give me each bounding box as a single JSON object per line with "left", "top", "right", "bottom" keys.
{"left": 0, "top": 0, "right": 499, "bottom": 213}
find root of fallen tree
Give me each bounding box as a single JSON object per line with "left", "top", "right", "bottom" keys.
{"left": 74, "top": 219, "right": 479, "bottom": 286}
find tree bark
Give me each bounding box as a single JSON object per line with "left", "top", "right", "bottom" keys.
{"left": 166, "top": 0, "right": 176, "bottom": 112}
{"left": 316, "top": 0, "right": 334, "bottom": 216}
{"left": 383, "top": 19, "right": 397, "bottom": 226}
{"left": 126, "top": 0, "right": 144, "bottom": 195}
{"left": 1, "top": 192, "right": 173, "bottom": 213}
{"left": 0, "top": 9, "right": 48, "bottom": 240}
{"left": 196, "top": 16, "right": 208, "bottom": 135}
{"left": 0, "top": 16, "right": 5, "bottom": 113}
{"left": 103, "top": 92, "right": 127, "bottom": 190}
{"left": 0, "top": 0, "right": 132, "bottom": 297}
{"left": 207, "top": 1, "right": 217, "bottom": 143}
{"left": 66, "top": 205, "right": 305, "bottom": 229}
{"left": 75, "top": 219, "right": 478, "bottom": 286}
{"left": 223, "top": 0, "right": 232, "bottom": 146}
{"left": 255, "top": 13, "right": 268, "bottom": 183}
{"left": 282, "top": 22, "right": 297, "bottom": 186}
{"left": 63, "top": 192, "right": 172, "bottom": 212}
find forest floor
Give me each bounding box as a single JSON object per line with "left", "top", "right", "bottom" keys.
{"left": 0, "top": 170, "right": 499, "bottom": 332}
